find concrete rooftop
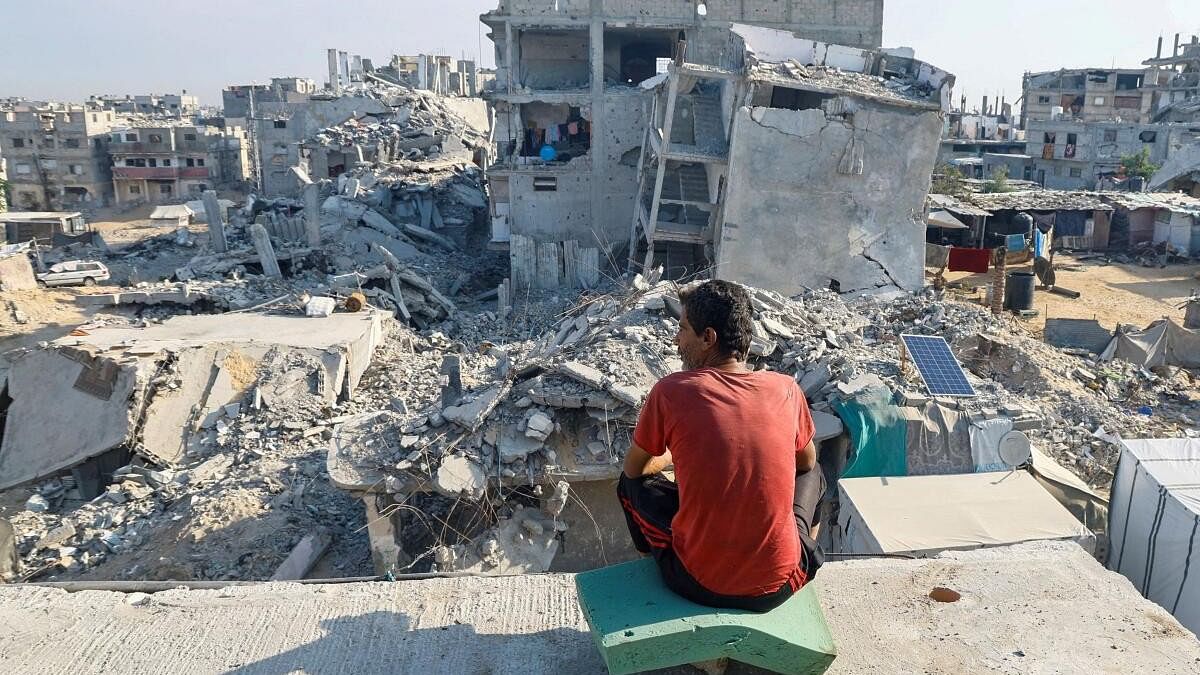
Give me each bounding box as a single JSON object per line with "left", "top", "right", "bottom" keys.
{"left": 0, "top": 542, "right": 1196, "bottom": 674}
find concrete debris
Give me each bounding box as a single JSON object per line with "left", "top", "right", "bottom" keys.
{"left": 434, "top": 455, "right": 486, "bottom": 498}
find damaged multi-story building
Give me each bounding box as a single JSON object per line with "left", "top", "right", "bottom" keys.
{"left": 1021, "top": 67, "right": 1161, "bottom": 127}
{"left": 373, "top": 55, "right": 483, "bottom": 98}
{"left": 221, "top": 78, "right": 319, "bottom": 126}
{"left": 937, "top": 96, "right": 1025, "bottom": 167}
{"left": 482, "top": 0, "right": 949, "bottom": 295}
{"left": 88, "top": 92, "right": 201, "bottom": 119}
{"left": 1011, "top": 35, "right": 1200, "bottom": 191}
{"left": 0, "top": 102, "right": 118, "bottom": 210}
{"left": 630, "top": 25, "right": 952, "bottom": 295}
{"left": 1148, "top": 35, "right": 1200, "bottom": 196}
{"left": 108, "top": 121, "right": 250, "bottom": 204}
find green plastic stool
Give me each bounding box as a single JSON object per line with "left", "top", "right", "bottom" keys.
{"left": 575, "top": 558, "right": 837, "bottom": 675}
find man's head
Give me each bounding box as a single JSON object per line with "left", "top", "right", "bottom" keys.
{"left": 676, "top": 280, "right": 754, "bottom": 370}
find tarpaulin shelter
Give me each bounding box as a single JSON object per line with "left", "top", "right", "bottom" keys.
{"left": 1108, "top": 439, "right": 1200, "bottom": 637}
{"left": 835, "top": 471, "right": 1094, "bottom": 557}
{"left": 927, "top": 209, "right": 969, "bottom": 230}
{"left": 1101, "top": 319, "right": 1200, "bottom": 369}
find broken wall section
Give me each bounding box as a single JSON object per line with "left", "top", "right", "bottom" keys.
{"left": 718, "top": 103, "right": 942, "bottom": 294}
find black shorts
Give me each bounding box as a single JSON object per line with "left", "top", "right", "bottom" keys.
{"left": 617, "top": 465, "right": 826, "bottom": 613}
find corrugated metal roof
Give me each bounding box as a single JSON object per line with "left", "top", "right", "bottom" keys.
{"left": 927, "top": 193, "right": 991, "bottom": 217}
{"left": 964, "top": 191, "right": 1114, "bottom": 212}
{"left": 1098, "top": 192, "right": 1200, "bottom": 216}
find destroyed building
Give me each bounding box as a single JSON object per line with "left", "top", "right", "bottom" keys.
{"left": 1147, "top": 36, "right": 1200, "bottom": 196}
{"left": 1144, "top": 33, "right": 1200, "bottom": 119}
{"left": 254, "top": 95, "right": 390, "bottom": 198}
{"left": 108, "top": 120, "right": 250, "bottom": 204}
{"left": 936, "top": 95, "right": 1025, "bottom": 166}
{"left": 0, "top": 103, "right": 118, "bottom": 210}
{"left": 628, "top": 25, "right": 952, "bottom": 294}
{"left": 371, "top": 54, "right": 482, "bottom": 98}
{"left": 481, "top": 0, "right": 887, "bottom": 290}
{"left": 221, "top": 78, "right": 318, "bottom": 125}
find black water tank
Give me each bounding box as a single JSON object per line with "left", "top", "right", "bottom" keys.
{"left": 1005, "top": 271, "right": 1036, "bottom": 311}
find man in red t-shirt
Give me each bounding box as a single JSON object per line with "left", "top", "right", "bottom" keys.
{"left": 617, "top": 280, "right": 825, "bottom": 612}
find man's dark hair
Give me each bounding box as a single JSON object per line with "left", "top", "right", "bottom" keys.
{"left": 679, "top": 280, "right": 754, "bottom": 359}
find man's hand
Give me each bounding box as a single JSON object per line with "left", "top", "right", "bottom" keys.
{"left": 624, "top": 442, "right": 673, "bottom": 479}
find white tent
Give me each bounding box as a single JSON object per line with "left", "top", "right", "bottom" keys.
{"left": 149, "top": 204, "right": 194, "bottom": 227}
{"left": 1108, "top": 439, "right": 1200, "bottom": 637}
{"left": 835, "top": 471, "right": 1094, "bottom": 557}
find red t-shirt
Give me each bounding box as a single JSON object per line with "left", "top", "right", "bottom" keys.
{"left": 633, "top": 368, "right": 815, "bottom": 597}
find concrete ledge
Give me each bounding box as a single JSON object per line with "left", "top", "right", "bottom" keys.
{"left": 0, "top": 542, "right": 1196, "bottom": 674}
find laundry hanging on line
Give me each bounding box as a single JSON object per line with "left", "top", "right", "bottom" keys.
{"left": 948, "top": 247, "right": 991, "bottom": 274}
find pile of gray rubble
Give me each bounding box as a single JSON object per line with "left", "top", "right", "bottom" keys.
{"left": 5, "top": 269, "right": 1198, "bottom": 581}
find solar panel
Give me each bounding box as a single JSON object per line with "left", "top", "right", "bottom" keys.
{"left": 900, "top": 334, "right": 976, "bottom": 397}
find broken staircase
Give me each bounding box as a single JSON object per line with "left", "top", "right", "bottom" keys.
{"left": 627, "top": 64, "right": 739, "bottom": 279}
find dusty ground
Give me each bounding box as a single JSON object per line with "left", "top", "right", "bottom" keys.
{"left": 0, "top": 542, "right": 1195, "bottom": 674}
{"left": 943, "top": 252, "right": 1200, "bottom": 334}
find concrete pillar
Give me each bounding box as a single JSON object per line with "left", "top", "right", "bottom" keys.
{"left": 303, "top": 182, "right": 321, "bottom": 248}
{"left": 250, "top": 222, "right": 282, "bottom": 278}
{"left": 327, "top": 49, "right": 341, "bottom": 94}
{"left": 351, "top": 55, "right": 364, "bottom": 82}
{"left": 338, "top": 51, "right": 350, "bottom": 89}
{"left": 201, "top": 190, "right": 227, "bottom": 252}
{"left": 588, "top": 7, "right": 606, "bottom": 252}
{"left": 362, "top": 495, "right": 406, "bottom": 575}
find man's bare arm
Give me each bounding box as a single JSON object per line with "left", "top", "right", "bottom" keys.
{"left": 798, "top": 439, "right": 817, "bottom": 474}
{"left": 623, "top": 442, "right": 674, "bottom": 479}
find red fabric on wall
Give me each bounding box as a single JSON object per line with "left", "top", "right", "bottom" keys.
{"left": 948, "top": 247, "right": 991, "bottom": 273}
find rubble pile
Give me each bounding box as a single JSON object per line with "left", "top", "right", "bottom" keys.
{"left": 750, "top": 60, "right": 941, "bottom": 105}
{"left": 6, "top": 330, "right": 385, "bottom": 581}
{"left": 309, "top": 85, "right": 489, "bottom": 164}
{"left": 6, "top": 267, "right": 1200, "bottom": 582}
{"left": 336, "top": 276, "right": 1198, "bottom": 542}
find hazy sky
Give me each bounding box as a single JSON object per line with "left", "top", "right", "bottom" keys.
{"left": 4, "top": 1, "right": 1200, "bottom": 111}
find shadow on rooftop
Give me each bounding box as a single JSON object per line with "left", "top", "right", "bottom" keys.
{"left": 222, "top": 610, "right": 604, "bottom": 675}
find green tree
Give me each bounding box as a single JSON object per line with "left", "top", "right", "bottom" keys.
{"left": 982, "top": 165, "right": 1015, "bottom": 193}
{"left": 1121, "top": 148, "right": 1160, "bottom": 180}
{"left": 931, "top": 164, "right": 969, "bottom": 198}
{"left": 0, "top": 177, "right": 8, "bottom": 213}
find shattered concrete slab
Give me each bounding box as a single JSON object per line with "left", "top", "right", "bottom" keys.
{"left": 0, "top": 312, "right": 385, "bottom": 488}
{"left": 0, "top": 349, "right": 143, "bottom": 490}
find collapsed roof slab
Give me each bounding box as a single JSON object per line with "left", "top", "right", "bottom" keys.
{"left": 0, "top": 349, "right": 144, "bottom": 491}
{"left": 0, "top": 312, "right": 385, "bottom": 487}
{"left": 1, "top": 542, "right": 1196, "bottom": 672}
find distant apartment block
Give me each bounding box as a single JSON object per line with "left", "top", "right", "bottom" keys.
{"left": 108, "top": 122, "right": 249, "bottom": 204}
{"left": 0, "top": 103, "right": 117, "bottom": 210}
{"left": 1022, "top": 68, "right": 1161, "bottom": 126}
{"left": 89, "top": 92, "right": 200, "bottom": 118}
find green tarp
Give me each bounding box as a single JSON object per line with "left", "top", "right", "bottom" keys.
{"left": 833, "top": 388, "right": 907, "bottom": 479}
